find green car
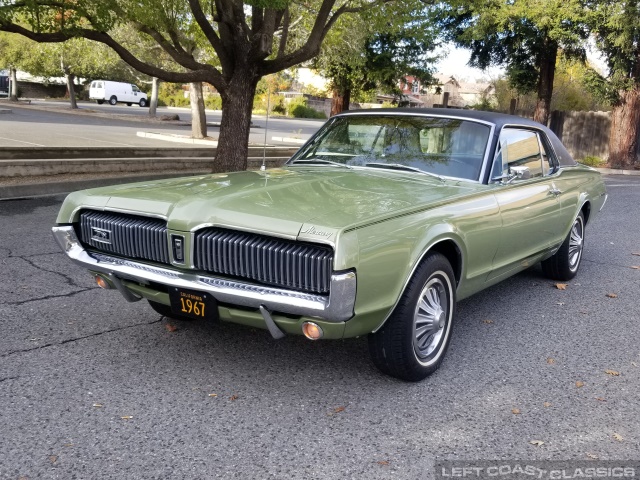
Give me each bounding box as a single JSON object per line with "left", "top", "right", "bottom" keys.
{"left": 52, "top": 109, "right": 607, "bottom": 381}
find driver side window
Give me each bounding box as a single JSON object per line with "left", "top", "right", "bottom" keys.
{"left": 491, "top": 128, "right": 544, "bottom": 181}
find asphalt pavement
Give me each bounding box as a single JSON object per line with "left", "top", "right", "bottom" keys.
{"left": 0, "top": 175, "right": 638, "bottom": 479}
{"left": 0, "top": 101, "right": 321, "bottom": 148}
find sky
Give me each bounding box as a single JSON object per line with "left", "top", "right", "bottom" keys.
{"left": 434, "top": 42, "right": 609, "bottom": 83}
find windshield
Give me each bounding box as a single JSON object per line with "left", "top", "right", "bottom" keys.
{"left": 288, "top": 115, "right": 491, "bottom": 181}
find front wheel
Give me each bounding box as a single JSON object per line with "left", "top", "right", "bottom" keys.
{"left": 541, "top": 211, "right": 585, "bottom": 281}
{"left": 109, "top": 96, "right": 117, "bottom": 106}
{"left": 368, "top": 252, "right": 456, "bottom": 381}
{"left": 139, "top": 98, "right": 147, "bottom": 107}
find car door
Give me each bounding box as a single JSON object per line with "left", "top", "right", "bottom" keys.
{"left": 488, "top": 127, "right": 566, "bottom": 281}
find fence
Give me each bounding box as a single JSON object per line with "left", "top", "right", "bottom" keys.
{"left": 548, "top": 110, "right": 612, "bottom": 161}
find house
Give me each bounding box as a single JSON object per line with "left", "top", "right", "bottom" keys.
{"left": 423, "top": 74, "right": 496, "bottom": 108}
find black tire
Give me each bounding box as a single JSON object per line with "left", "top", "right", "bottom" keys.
{"left": 541, "top": 211, "right": 585, "bottom": 281}
{"left": 139, "top": 98, "right": 147, "bottom": 107}
{"left": 109, "top": 96, "right": 117, "bottom": 106}
{"left": 148, "top": 300, "right": 194, "bottom": 321}
{"left": 96, "top": 99, "right": 104, "bottom": 105}
{"left": 368, "top": 252, "right": 456, "bottom": 381}
{"left": 126, "top": 102, "right": 132, "bottom": 106}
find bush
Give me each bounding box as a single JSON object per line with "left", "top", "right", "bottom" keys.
{"left": 580, "top": 156, "right": 606, "bottom": 167}
{"left": 287, "top": 97, "right": 326, "bottom": 119}
{"left": 204, "top": 95, "right": 222, "bottom": 110}
{"left": 159, "top": 93, "right": 190, "bottom": 107}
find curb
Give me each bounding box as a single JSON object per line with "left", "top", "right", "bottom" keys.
{"left": 594, "top": 167, "right": 640, "bottom": 176}
{"left": 0, "top": 172, "right": 208, "bottom": 200}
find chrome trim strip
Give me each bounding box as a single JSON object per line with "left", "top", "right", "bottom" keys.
{"left": 600, "top": 193, "right": 608, "bottom": 212}
{"left": 52, "top": 226, "right": 356, "bottom": 322}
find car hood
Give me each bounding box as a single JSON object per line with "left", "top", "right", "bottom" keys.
{"left": 59, "top": 167, "right": 484, "bottom": 243}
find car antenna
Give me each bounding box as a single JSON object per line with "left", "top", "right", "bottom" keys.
{"left": 261, "top": 90, "right": 271, "bottom": 171}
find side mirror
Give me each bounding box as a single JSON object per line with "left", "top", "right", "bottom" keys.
{"left": 510, "top": 166, "right": 531, "bottom": 181}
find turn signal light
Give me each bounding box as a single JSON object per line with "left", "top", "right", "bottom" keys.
{"left": 95, "top": 275, "right": 110, "bottom": 289}
{"left": 302, "top": 322, "right": 323, "bottom": 340}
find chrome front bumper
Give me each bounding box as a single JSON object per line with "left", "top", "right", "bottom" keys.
{"left": 52, "top": 226, "right": 356, "bottom": 322}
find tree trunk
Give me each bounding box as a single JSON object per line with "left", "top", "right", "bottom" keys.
{"left": 533, "top": 39, "right": 558, "bottom": 125}
{"left": 215, "top": 74, "right": 259, "bottom": 173}
{"left": 66, "top": 73, "right": 78, "bottom": 109}
{"left": 9, "top": 67, "right": 18, "bottom": 102}
{"left": 149, "top": 77, "right": 159, "bottom": 117}
{"left": 330, "top": 87, "right": 350, "bottom": 116}
{"left": 608, "top": 88, "right": 640, "bottom": 169}
{"left": 190, "top": 82, "right": 207, "bottom": 139}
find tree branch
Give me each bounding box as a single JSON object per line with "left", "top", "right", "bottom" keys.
{"left": 187, "top": 0, "right": 232, "bottom": 71}
{"left": 0, "top": 22, "right": 226, "bottom": 87}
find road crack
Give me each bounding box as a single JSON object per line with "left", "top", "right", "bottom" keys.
{"left": 3, "top": 287, "right": 97, "bottom": 307}
{"left": 0, "top": 317, "right": 163, "bottom": 358}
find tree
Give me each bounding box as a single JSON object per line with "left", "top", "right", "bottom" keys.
{"left": 0, "top": 0, "right": 399, "bottom": 172}
{"left": 313, "top": 1, "right": 438, "bottom": 114}
{"left": 437, "top": 0, "right": 589, "bottom": 124}
{"left": 585, "top": 0, "right": 640, "bottom": 168}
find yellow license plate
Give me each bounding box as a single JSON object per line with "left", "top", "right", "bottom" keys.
{"left": 168, "top": 287, "right": 216, "bottom": 320}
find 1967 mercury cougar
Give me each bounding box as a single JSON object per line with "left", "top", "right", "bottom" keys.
{"left": 53, "top": 109, "right": 607, "bottom": 381}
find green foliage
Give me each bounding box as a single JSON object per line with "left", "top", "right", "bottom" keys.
{"left": 287, "top": 97, "right": 325, "bottom": 119}
{"left": 204, "top": 95, "right": 222, "bottom": 110}
{"left": 437, "top": 0, "right": 589, "bottom": 96}
{"left": 380, "top": 101, "right": 396, "bottom": 108}
{"left": 579, "top": 156, "right": 606, "bottom": 167}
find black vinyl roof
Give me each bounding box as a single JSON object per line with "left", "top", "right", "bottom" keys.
{"left": 336, "top": 108, "right": 576, "bottom": 167}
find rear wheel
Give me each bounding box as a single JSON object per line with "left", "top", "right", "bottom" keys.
{"left": 126, "top": 102, "right": 132, "bottom": 106}
{"left": 368, "top": 252, "right": 456, "bottom": 381}
{"left": 109, "top": 96, "right": 117, "bottom": 106}
{"left": 96, "top": 99, "right": 104, "bottom": 105}
{"left": 541, "top": 211, "right": 585, "bottom": 280}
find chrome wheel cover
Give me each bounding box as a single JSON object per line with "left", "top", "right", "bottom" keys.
{"left": 412, "top": 272, "right": 452, "bottom": 365}
{"left": 568, "top": 216, "right": 584, "bottom": 271}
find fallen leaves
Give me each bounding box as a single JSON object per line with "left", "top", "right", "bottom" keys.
{"left": 482, "top": 319, "right": 494, "bottom": 324}
{"left": 121, "top": 416, "right": 133, "bottom": 420}
{"left": 333, "top": 406, "right": 346, "bottom": 414}
{"left": 543, "top": 402, "right": 552, "bottom": 408}
{"left": 530, "top": 440, "right": 544, "bottom": 447}
{"left": 632, "top": 253, "right": 640, "bottom": 256}
{"left": 631, "top": 266, "right": 640, "bottom": 270}
{"left": 547, "top": 358, "right": 555, "bottom": 365}
{"left": 595, "top": 397, "right": 606, "bottom": 402}
{"left": 575, "top": 381, "right": 585, "bottom": 388}
{"left": 605, "top": 369, "right": 620, "bottom": 376}
{"left": 511, "top": 408, "right": 521, "bottom": 415}
{"left": 92, "top": 403, "right": 103, "bottom": 408}
{"left": 208, "top": 393, "right": 218, "bottom": 398}
{"left": 605, "top": 293, "right": 618, "bottom": 298}
{"left": 613, "top": 433, "right": 624, "bottom": 442}
{"left": 165, "top": 323, "right": 178, "bottom": 332}
{"left": 586, "top": 453, "right": 598, "bottom": 459}
{"left": 229, "top": 395, "right": 239, "bottom": 401}
{"left": 377, "top": 461, "right": 390, "bottom": 466}
{"left": 48, "top": 455, "right": 58, "bottom": 464}
{"left": 555, "top": 283, "right": 568, "bottom": 290}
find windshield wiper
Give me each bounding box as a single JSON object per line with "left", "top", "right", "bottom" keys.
{"left": 289, "top": 159, "right": 351, "bottom": 168}
{"left": 364, "top": 163, "right": 444, "bottom": 182}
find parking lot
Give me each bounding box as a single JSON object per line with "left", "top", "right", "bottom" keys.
{"left": 0, "top": 101, "right": 321, "bottom": 148}
{"left": 0, "top": 175, "right": 639, "bottom": 479}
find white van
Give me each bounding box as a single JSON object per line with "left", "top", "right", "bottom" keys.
{"left": 89, "top": 80, "right": 148, "bottom": 107}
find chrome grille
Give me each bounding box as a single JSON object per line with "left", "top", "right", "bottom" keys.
{"left": 194, "top": 228, "right": 333, "bottom": 294}
{"left": 78, "top": 210, "right": 170, "bottom": 264}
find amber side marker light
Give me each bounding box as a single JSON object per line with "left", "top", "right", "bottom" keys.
{"left": 302, "top": 322, "right": 323, "bottom": 340}
{"left": 95, "top": 275, "right": 111, "bottom": 290}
